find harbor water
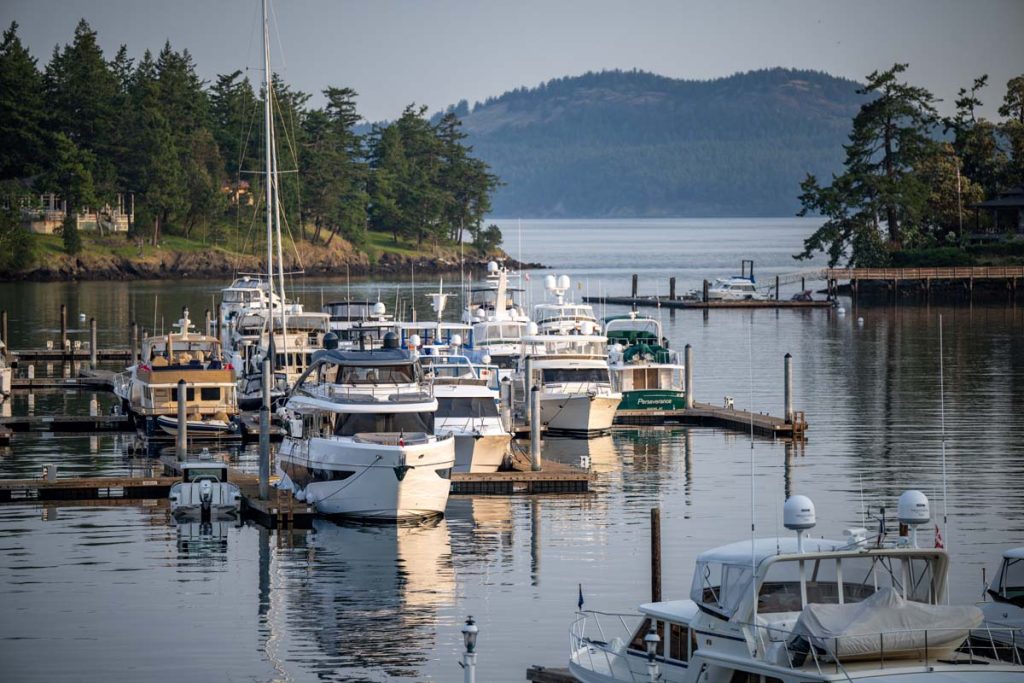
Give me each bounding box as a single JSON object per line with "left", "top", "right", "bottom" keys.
{"left": 1, "top": 218, "right": 1022, "bottom": 681}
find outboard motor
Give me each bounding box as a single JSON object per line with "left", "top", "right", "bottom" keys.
{"left": 199, "top": 479, "right": 213, "bottom": 523}
{"left": 383, "top": 332, "right": 399, "bottom": 350}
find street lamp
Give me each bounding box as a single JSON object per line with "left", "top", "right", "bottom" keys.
{"left": 644, "top": 624, "right": 661, "bottom": 682}
{"left": 461, "top": 616, "right": 478, "bottom": 683}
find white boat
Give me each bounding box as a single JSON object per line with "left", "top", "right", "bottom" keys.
{"left": 276, "top": 335, "right": 456, "bottom": 520}
{"left": 322, "top": 300, "right": 398, "bottom": 349}
{"left": 534, "top": 273, "right": 599, "bottom": 336}
{"left": 428, "top": 359, "right": 511, "bottom": 473}
{"left": 112, "top": 310, "right": 240, "bottom": 439}
{"left": 168, "top": 460, "right": 241, "bottom": 520}
{"left": 977, "top": 548, "right": 1024, "bottom": 662}
{"left": 706, "top": 275, "right": 768, "bottom": 301}
{"left": 217, "top": 275, "right": 279, "bottom": 343}
{"left": 569, "top": 491, "right": 1023, "bottom": 682}
{"left": 465, "top": 262, "right": 533, "bottom": 378}
{"left": 0, "top": 342, "right": 11, "bottom": 401}
{"left": 521, "top": 333, "right": 621, "bottom": 436}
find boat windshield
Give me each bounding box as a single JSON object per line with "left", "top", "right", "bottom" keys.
{"left": 998, "top": 556, "right": 1024, "bottom": 599}
{"left": 333, "top": 411, "right": 434, "bottom": 436}
{"left": 477, "top": 323, "right": 525, "bottom": 342}
{"left": 436, "top": 397, "right": 499, "bottom": 419}
{"left": 185, "top": 467, "right": 225, "bottom": 482}
{"left": 542, "top": 368, "right": 609, "bottom": 383}
{"left": 333, "top": 364, "right": 416, "bottom": 384}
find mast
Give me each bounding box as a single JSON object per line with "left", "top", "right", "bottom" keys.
{"left": 269, "top": 103, "right": 289, "bottom": 368}
{"left": 261, "top": 0, "right": 275, "bottom": 372}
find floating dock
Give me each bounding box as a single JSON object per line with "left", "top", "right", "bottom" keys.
{"left": 0, "top": 475, "right": 177, "bottom": 502}
{"left": 0, "top": 414, "right": 133, "bottom": 433}
{"left": 583, "top": 295, "right": 832, "bottom": 310}
{"left": 615, "top": 401, "right": 806, "bottom": 438}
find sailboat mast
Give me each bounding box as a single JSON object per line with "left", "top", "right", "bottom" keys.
{"left": 261, "top": 0, "right": 275, "bottom": 371}
{"left": 269, "top": 110, "right": 289, "bottom": 366}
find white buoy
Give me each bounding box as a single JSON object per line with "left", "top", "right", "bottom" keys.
{"left": 857, "top": 317, "right": 864, "bottom": 325}
{"left": 837, "top": 306, "right": 846, "bottom": 316}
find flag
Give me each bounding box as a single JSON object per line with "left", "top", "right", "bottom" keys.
{"left": 578, "top": 583, "right": 584, "bottom": 610}
{"left": 524, "top": 273, "right": 530, "bottom": 281}
{"left": 934, "top": 524, "right": 944, "bottom": 549}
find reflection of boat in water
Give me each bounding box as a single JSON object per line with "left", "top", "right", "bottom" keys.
{"left": 279, "top": 517, "right": 455, "bottom": 678}
{"left": 175, "top": 520, "right": 231, "bottom": 557}
{"left": 542, "top": 434, "right": 617, "bottom": 473}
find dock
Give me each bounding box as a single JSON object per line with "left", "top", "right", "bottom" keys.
{"left": 824, "top": 265, "right": 1024, "bottom": 300}
{"left": 526, "top": 666, "right": 575, "bottom": 682}
{"left": 0, "top": 414, "right": 133, "bottom": 433}
{"left": 451, "top": 469, "right": 592, "bottom": 495}
{"left": 615, "top": 401, "right": 806, "bottom": 438}
{"left": 584, "top": 295, "right": 832, "bottom": 310}
{"left": 10, "top": 348, "right": 132, "bottom": 363}
{"left": 12, "top": 369, "right": 116, "bottom": 391}
{"left": 0, "top": 475, "right": 177, "bottom": 502}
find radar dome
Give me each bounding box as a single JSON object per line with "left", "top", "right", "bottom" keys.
{"left": 382, "top": 332, "right": 399, "bottom": 349}
{"left": 580, "top": 321, "right": 595, "bottom": 335}
{"left": 450, "top": 334, "right": 463, "bottom": 347}
{"left": 897, "top": 490, "right": 930, "bottom": 526}
{"left": 487, "top": 261, "right": 499, "bottom": 273}
{"left": 557, "top": 275, "right": 571, "bottom": 290}
{"left": 783, "top": 495, "right": 816, "bottom": 530}
{"left": 526, "top": 322, "right": 539, "bottom": 336}
{"left": 372, "top": 301, "right": 386, "bottom": 316}
{"left": 544, "top": 275, "right": 557, "bottom": 290}
{"left": 409, "top": 334, "right": 421, "bottom": 348}
{"left": 323, "top": 332, "right": 340, "bottom": 350}
{"left": 482, "top": 354, "right": 492, "bottom": 365}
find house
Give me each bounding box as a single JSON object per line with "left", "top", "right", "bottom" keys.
{"left": 969, "top": 186, "right": 1024, "bottom": 241}
{"left": 21, "top": 193, "right": 134, "bottom": 235}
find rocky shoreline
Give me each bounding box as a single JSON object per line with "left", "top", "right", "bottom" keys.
{"left": 0, "top": 243, "right": 541, "bottom": 282}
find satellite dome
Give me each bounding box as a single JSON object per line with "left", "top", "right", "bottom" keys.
{"left": 557, "top": 275, "right": 571, "bottom": 290}
{"left": 382, "top": 332, "right": 399, "bottom": 349}
{"left": 487, "top": 261, "right": 499, "bottom": 273}
{"left": 526, "top": 322, "right": 539, "bottom": 336}
{"left": 409, "top": 334, "right": 421, "bottom": 348}
{"left": 450, "top": 334, "right": 462, "bottom": 347}
{"left": 783, "top": 495, "right": 816, "bottom": 531}
{"left": 323, "top": 332, "right": 340, "bottom": 350}
{"left": 897, "top": 490, "right": 930, "bottom": 526}
{"left": 372, "top": 301, "right": 386, "bottom": 316}
{"left": 544, "top": 275, "right": 557, "bottom": 291}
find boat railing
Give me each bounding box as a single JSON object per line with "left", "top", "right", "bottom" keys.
{"left": 352, "top": 431, "right": 440, "bottom": 446}
{"left": 303, "top": 382, "right": 433, "bottom": 405}
{"left": 569, "top": 610, "right": 649, "bottom": 682}
{"left": 734, "top": 618, "right": 1024, "bottom": 676}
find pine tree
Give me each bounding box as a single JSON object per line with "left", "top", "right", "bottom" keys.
{"left": 0, "top": 22, "right": 45, "bottom": 180}
{"left": 1000, "top": 75, "right": 1024, "bottom": 188}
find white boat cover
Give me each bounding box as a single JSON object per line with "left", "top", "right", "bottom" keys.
{"left": 790, "top": 587, "right": 983, "bottom": 661}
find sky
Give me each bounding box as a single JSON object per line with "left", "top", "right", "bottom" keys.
{"left": 3, "top": 0, "right": 1023, "bottom": 122}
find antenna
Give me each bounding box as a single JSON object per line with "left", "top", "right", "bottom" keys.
{"left": 748, "top": 317, "right": 756, "bottom": 616}
{"left": 939, "top": 314, "right": 950, "bottom": 584}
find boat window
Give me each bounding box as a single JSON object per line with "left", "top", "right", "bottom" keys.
{"left": 541, "top": 368, "right": 609, "bottom": 383}
{"left": 171, "top": 386, "right": 196, "bottom": 402}
{"left": 334, "top": 411, "right": 434, "bottom": 436}
{"left": 151, "top": 388, "right": 169, "bottom": 403}
{"left": 668, "top": 622, "right": 689, "bottom": 662}
{"left": 200, "top": 387, "right": 220, "bottom": 401}
{"left": 186, "top": 467, "right": 224, "bottom": 482}
{"left": 691, "top": 562, "right": 753, "bottom": 617}
{"left": 838, "top": 555, "right": 914, "bottom": 603}
{"left": 627, "top": 618, "right": 665, "bottom": 656}
{"left": 631, "top": 368, "right": 660, "bottom": 390}
{"left": 436, "top": 397, "right": 499, "bottom": 419}
{"left": 1001, "top": 558, "right": 1024, "bottom": 598}
{"left": 335, "top": 364, "right": 415, "bottom": 384}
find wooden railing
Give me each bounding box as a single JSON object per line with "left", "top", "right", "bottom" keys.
{"left": 826, "top": 266, "right": 1024, "bottom": 281}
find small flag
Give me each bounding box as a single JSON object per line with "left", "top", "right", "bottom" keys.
{"left": 524, "top": 273, "right": 530, "bottom": 281}
{"left": 934, "top": 524, "right": 944, "bottom": 549}
{"left": 578, "top": 583, "right": 584, "bottom": 610}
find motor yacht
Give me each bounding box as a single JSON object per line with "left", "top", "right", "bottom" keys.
{"left": 465, "top": 262, "right": 533, "bottom": 378}
{"left": 605, "top": 313, "right": 686, "bottom": 414}
{"left": 534, "top": 274, "right": 600, "bottom": 335}
{"left": 276, "top": 333, "right": 455, "bottom": 520}
{"left": 977, "top": 547, "right": 1024, "bottom": 662}
{"left": 569, "top": 492, "right": 1023, "bottom": 682}
{"left": 168, "top": 459, "right": 242, "bottom": 520}
{"left": 322, "top": 300, "right": 397, "bottom": 349}
{"left": 112, "top": 309, "right": 240, "bottom": 438}
{"left": 706, "top": 276, "right": 768, "bottom": 301}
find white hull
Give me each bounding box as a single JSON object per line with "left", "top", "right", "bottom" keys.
{"left": 278, "top": 435, "right": 455, "bottom": 520}
{"left": 0, "top": 367, "right": 11, "bottom": 398}
{"left": 451, "top": 432, "right": 510, "bottom": 473}
{"left": 156, "top": 415, "right": 237, "bottom": 438}
{"left": 541, "top": 393, "right": 620, "bottom": 435}
{"left": 169, "top": 481, "right": 241, "bottom": 519}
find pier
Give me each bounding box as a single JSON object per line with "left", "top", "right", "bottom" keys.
{"left": 615, "top": 401, "right": 806, "bottom": 438}
{"left": 585, "top": 294, "right": 832, "bottom": 310}
{"left": 824, "top": 266, "right": 1024, "bottom": 301}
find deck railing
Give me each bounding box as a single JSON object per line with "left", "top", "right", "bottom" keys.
{"left": 826, "top": 266, "right": 1024, "bottom": 281}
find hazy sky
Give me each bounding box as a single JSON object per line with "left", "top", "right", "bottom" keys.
{"left": 3, "top": 0, "right": 1022, "bottom": 122}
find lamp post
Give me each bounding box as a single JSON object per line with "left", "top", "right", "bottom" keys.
{"left": 461, "top": 615, "right": 478, "bottom": 683}
{"left": 644, "top": 624, "right": 661, "bottom": 683}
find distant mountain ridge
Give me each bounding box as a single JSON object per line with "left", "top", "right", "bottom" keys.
{"left": 449, "top": 68, "right": 867, "bottom": 218}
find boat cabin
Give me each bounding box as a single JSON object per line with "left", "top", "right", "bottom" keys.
{"left": 180, "top": 461, "right": 230, "bottom": 484}
{"left": 990, "top": 548, "right": 1024, "bottom": 605}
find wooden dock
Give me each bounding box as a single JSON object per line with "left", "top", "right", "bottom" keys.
{"left": 12, "top": 369, "right": 116, "bottom": 391}
{"left": 451, "top": 469, "right": 592, "bottom": 495}
{"left": 10, "top": 348, "right": 132, "bottom": 363}
{"left": 615, "top": 401, "right": 806, "bottom": 438}
{"left": 526, "top": 666, "right": 576, "bottom": 682}
{"left": 0, "top": 414, "right": 133, "bottom": 433}
{"left": 824, "top": 266, "right": 1024, "bottom": 300}
{"left": 584, "top": 295, "right": 832, "bottom": 310}
{"left": 0, "top": 475, "right": 177, "bottom": 502}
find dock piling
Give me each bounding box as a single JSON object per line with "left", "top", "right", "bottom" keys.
{"left": 775, "top": 275, "right": 780, "bottom": 301}
{"left": 784, "top": 353, "right": 793, "bottom": 424}
{"left": 702, "top": 279, "right": 709, "bottom": 303}
{"left": 89, "top": 318, "right": 97, "bottom": 367}
{"left": 176, "top": 379, "right": 187, "bottom": 461}
{"left": 27, "top": 364, "right": 34, "bottom": 379}
{"left": 530, "top": 386, "right": 542, "bottom": 472}
{"left": 651, "top": 507, "right": 662, "bottom": 602}
{"left": 89, "top": 395, "right": 98, "bottom": 417}
{"left": 205, "top": 309, "right": 212, "bottom": 337}
{"left": 60, "top": 304, "right": 67, "bottom": 353}
{"left": 523, "top": 356, "right": 534, "bottom": 426}
{"left": 131, "top": 322, "right": 139, "bottom": 364}
{"left": 259, "top": 359, "right": 270, "bottom": 500}
{"left": 1, "top": 310, "right": 7, "bottom": 358}
{"left": 500, "top": 377, "right": 513, "bottom": 433}
{"left": 684, "top": 344, "right": 694, "bottom": 409}
{"left": 631, "top": 273, "right": 638, "bottom": 298}
{"left": 669, "top": 277, "right": 676, "bottom": 301}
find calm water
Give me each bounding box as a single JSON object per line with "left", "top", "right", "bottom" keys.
{"left": 1, "top": 218, "right": 1023, "bottom": 682}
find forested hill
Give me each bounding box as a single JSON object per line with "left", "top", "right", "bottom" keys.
{"left": 454, "top": 68, "right": 868, "bottom": 217}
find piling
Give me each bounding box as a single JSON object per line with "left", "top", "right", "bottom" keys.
{"left": 176, "top": 379, "right": 187, "bottom": 461}
{"left": 131, "top": 322, "right": 139, "bottom": 364}
{"left": 651, "top": 507, "right": 662, "bottom": 602}
{"left": 89, "top": 318, "right": 97, "bottom": 367}
{"left": 259, "top": 358, "right": 271, "bottom": 500}
{"left": 27, "top": 364, "right": 34, "bottom": 380}
{"left": 205, "top": 309, "right": 212, "bottom": 337}
{"left": 60, "top": 304, "right": 67, "bottom": 352}
{"left": 530, "top": 386, "right": 542, "bottom": 472}
{"left": 215, "top": 313, "right": 222, "bottom": 344}
{"left": 500, "top": 377, "right": 513, "bottom": 433}
{"left": 702, "top": 279, "right": 709, "bottom": 303}
{"left": 631, "top": 273, "right": 638, "bottom": 298}
{"left": 684, "top": 344, "right": 694, "bottom": 409}
{"left": 523, "top": 356, "right": 534, "bottom": 426}
{"left": 89, "top": 395, "right": 98, "bottom": 417}
{"left": 784, "top": 353, "right": 793, "bottom": 424}
{"left": 1, "top": 310, "right": 7, "bottom": 358}
{"left": 669, "top": 277, "right": 676, "bottom": 301}
{"left": 775, "top": 275, "right": 780, "bottom": 301}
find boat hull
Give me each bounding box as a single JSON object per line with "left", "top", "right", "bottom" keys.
{"left": 541, "top": 393, "right": 620, "bottom": 436}
{"left": 278, "top": 435, "right": 455, "bottom": 520}
{"left": 154, "top": 415, "right": 240, "bottom": 439}
{"left": 452, "top": 432, "right": 510, "bottom": 473}
{"left": 616, "top": 389, "right": 687, "bottom": 412}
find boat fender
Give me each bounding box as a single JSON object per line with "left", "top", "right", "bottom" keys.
{"left": 294, "top": 487, "right": 306, "bottom": 502}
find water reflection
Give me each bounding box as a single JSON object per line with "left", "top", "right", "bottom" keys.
{"left": 269, "top": 518, "right": 455, "bottom": 680}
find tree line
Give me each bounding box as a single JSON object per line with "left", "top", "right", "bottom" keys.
{"left": 0, "top": 20, "right": 501, "bottom": 265}
{"left": 796, "top": 63, "right": 1024, "bottom": 266}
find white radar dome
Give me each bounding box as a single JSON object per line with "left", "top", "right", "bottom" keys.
{"left": 482, "top": 354, "right": 492, "bottom": 365}
{"left": 783, "top": 495, "right": 816, "bottom": 530}
{"left": 450, "top": 334, "right": 462, "bottom": 347}
{"left": 580, "top": 321, "right": 595, "bottom": 335}
{"left": 897, "top": 490, "right": 930, "bottom": 526}
{"left": 557, "top": 275, "right": 571, "bottom": 290}
{"left": 526, "top": 322, "right": 539, "bottom": 336}
{"left": 544, "top": 275, "right": 557, "bottom": 291}
{"left": 409, "top": 334, "right": 421, "bottom": 348}
{"left": 372, "top": 301, "right": 386, "bottom": 316}
{"left": 487, "top": 261, "right": 499, "bottom": 273}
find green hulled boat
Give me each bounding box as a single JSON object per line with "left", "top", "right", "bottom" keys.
{"left": 605, "top": 314, "right": 686, "bottom": 414}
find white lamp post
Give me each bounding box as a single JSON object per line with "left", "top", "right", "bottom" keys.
{"left": 461, "top": 615, "right": 478, "bottom": 683}
{"left": 644, "top": 624, "right": 660, "bottom": 682}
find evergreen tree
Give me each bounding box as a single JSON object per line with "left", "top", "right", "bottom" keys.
{"left": 37, "top": 133, "right": 95, "bottom": 255}
{"left": 367, "top": 123, "right": 408, "bottom": 243}
{"left": 0, "top": 22, "right": 45, "bottom": 180}
{"left": 209, "top": 71, "right": 259, "bottom": 181}
{"left": 394, "top": 105, "right": 444, "bottom": 245}
{"left": 1000, "top": 75, "right": 1024, "bottom": 188}
{"left": 944, "top": 75, "right": 1007, "bottom": 198}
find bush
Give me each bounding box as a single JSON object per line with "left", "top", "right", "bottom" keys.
{"left": 0, "top": 208, "right": 37, "bottom": 271}
{"left": 890, "top": 247, "right": 975, "bottom": 267}
{"left": 62, "top": 215, "right": 82, "bottom": 255}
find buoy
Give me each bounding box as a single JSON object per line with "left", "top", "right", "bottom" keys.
{"left": 857, "top": 317, "right": 864, "bottom": 325}
{"left": 837, "top": 306, "right": 846, "bottom": 315}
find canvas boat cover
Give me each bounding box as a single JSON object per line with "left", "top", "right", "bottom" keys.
{"left": 790, "top": 587, "right": 983, "bottom": 661}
